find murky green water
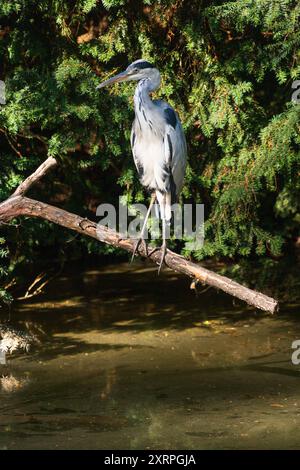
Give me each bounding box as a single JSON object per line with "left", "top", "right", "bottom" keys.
{"left": 1, "top": 262, "right": 300, "bottom": 449}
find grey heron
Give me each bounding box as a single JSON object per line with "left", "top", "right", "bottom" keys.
{"left": 97, "top": 59, "right": 187, "bottom": 272}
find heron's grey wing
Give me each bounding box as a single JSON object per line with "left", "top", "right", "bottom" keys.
{"left": 161, "top": 103, "right": 187, "bottom": 203}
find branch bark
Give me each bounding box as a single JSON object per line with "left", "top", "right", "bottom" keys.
{"left": 11, "top": 156, "right": 57, "bottom": 197}
{"left": 0, "top": 194, "right": 279, "bottom": 314}
{"left": 0, "top": 157, "right": 279, "bottom": 314}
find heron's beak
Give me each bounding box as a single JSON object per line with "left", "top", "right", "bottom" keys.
{"left": 96, "top": 70, "right": 131, "bottom": 89}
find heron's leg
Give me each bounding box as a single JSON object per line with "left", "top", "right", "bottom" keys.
{"left": 131, "top": 193, "right": 156, "bottom": 262}
{"left": 158, "top": 217, "right": 167, "bottom": 275}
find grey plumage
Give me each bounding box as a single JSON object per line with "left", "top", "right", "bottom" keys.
{"left": 97, "top": 59, "right": 187, "bottom": 271}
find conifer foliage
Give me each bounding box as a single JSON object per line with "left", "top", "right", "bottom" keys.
{"left": 0, "top": 1, "right": 299, "bottom": 303}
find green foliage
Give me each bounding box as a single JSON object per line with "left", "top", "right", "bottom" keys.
{"left": 0, "top": 0, "right": 299, "bottom": 303}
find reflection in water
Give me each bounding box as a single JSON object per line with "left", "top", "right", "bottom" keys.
{"left": 100, "top": 368, "right": 117, "bottom": 400}
{"left": 0, "top": 261, "right": 299, "bottom": 450}
{"left": 0, "top": 324, "right": 40, "bottom": 354}
{"left": 0, "top": 374, "right": 29, "bottom": 393}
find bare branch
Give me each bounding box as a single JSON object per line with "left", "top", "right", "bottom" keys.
{"left": 11, "top": 156, "right": 57, "bottom": 198}
{"left": 0, "top": 155, "right": 279, "bottom": 314}
{"left": 0, "top": 195, "right": 279, "bottom": 314}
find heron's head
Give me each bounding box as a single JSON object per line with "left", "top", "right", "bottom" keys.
{"left": 96, "top": 59, "right": 160, "bottom": 90}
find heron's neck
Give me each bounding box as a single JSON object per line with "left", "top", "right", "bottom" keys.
{"left": 134, "top": 77, "right": 159, "bottom": 114}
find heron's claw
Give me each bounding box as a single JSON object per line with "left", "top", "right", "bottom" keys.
{"left": 131, "top": 238, "right": 148, "bottom": 263}
{"left": 157, "top": 243, "right": 167, "bottom": 275}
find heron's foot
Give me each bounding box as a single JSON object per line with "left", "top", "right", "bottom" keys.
{"left": 131, "top": 237, "right": 148, "bottom": 263}
{"left": 157, "top": 243, "right": 167, "bottom": 275}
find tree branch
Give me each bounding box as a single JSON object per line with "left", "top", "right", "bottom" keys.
{"left": 0, "top": 193, "right": 279, "bottom": 314}
{"left": 11, "top": 156, "right": 57, "bottom": 198}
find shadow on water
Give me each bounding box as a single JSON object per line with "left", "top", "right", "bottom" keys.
{"left": 0, "top": 260, "right": 300, "bottom": 450}
{"left": 9, "top": 263, "right": 279, "bottom": 329}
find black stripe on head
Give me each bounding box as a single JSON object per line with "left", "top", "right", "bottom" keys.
{"left": 132, "top": 60, "right": 155, "bottom": 70}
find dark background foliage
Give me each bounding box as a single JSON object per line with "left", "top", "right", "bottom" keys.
{"left": 0, "top": 0, "right": 299, "bottom": 304}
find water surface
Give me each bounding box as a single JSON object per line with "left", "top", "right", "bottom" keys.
{"left": 0, "top": 262, "right": 300, "bottom": 449}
